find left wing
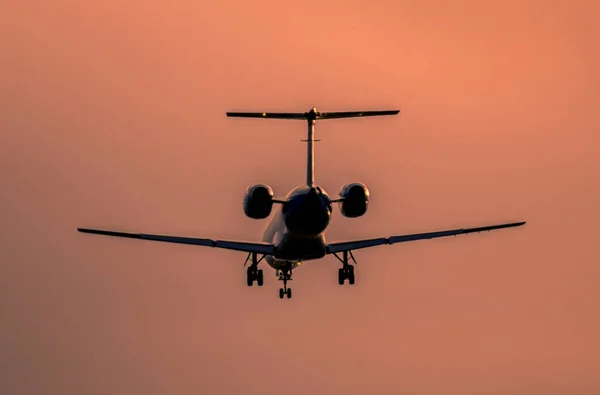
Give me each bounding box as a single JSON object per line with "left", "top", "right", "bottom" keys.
{"left": 77, "top": 228, "right": 275, "bottom": 255}
{"left": 326, "top": 221, "right": 526, "bottom": 254}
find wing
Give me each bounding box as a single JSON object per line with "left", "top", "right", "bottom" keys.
{"left": 77, "top": 228, "right": 275, "bottom": 254}
{"left": 326, "top": 221, "right": 526, "bottom": 254}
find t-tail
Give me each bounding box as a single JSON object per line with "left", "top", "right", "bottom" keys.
{"left": 226, "top": 107, "right": 400, "bottom": 187}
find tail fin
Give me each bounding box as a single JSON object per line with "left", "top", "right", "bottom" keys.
{"left": 227, "top": 107, "right": 400, "bottom": 186}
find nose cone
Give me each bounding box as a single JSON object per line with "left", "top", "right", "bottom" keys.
{"left": 284, "top": 188, "right": 331, "bottom": 237}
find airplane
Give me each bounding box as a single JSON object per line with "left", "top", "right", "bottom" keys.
{"left": 78, "top": 107, "right": 526, "bottom": 299}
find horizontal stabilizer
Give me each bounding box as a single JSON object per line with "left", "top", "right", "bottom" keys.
{"left": 226, "top": 108, "right": 400, "bottom": 121}
{"left": 226, "top": 112, "right": 307, "bottom": 120}
{"left": 317, "top": 110, "right": 399, "bottom": 119}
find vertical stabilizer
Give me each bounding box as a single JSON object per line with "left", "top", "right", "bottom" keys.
{"left": 305, "top": 108, "right": 318, "bottom": 187}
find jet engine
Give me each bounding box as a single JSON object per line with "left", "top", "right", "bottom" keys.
{"left": 338, "top": 182, "right": 369, "bottom": 218}
{"left": 243, "top": 184, "right": 274, "bottom": 219}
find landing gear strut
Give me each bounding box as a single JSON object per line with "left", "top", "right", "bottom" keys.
{"left": 277, "top": 264, "right": 293, "bottom": 299}
{"left": 333, "top": 250, "right": 356, "bottom": 285}
{"left": 245, "top": 252, "right": 264, "bottom": 287}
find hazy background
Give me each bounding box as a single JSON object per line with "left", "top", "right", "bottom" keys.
{"left": 2, "top": 0, "right": 599, "bottom": 394}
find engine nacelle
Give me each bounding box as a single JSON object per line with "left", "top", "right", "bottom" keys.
{"left": 338, "top": 182, "right": 369, "bottom": 218}
{"left": 243, "top": 184, "right": 274, "bottom": 219}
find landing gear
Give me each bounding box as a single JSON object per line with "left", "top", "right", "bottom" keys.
{"left": 247, "top": 266, "right": 263, "bottom": 286}
{"left": 245, "top": 252, "right": 265, "bottom": 286}
{"left": 338, "top": 265, "right": 355, "bottom": 285}
{"left": 333, "top": 250, "right": 357, "bottom": 285}
{"left": 279, "top": 287, "right": 291, "bottom": 299}
{"left": 277, "top": 264, "right": 293, "bottom": 299}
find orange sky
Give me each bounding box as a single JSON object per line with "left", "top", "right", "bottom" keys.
{"left": 1, "top": 0, "right": 599, "bottom": 394}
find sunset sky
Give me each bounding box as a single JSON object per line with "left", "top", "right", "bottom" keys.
{"left": 1, "top": 0, "right": 599, "bottom": 394}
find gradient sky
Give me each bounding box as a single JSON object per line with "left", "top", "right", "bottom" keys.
{"left": 2, "top": 1, "right": 599, "bottom": 394}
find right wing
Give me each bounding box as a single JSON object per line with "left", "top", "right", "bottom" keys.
{"left": 77, "top": 228, "right": 275, "bottom": 255}
{"left": 326, "top": 221, "right": 526, "bottom": 254}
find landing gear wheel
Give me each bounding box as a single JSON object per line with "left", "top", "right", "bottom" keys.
{"left": 335, "top": 250, "right": 358, "bottom": 286}
{"left": 338, "top": 266, "right": 355, "bottom": 285}
{"left": 246, "top": 267, "right": 255, "bottom": 286}
{"left": 277, "top": 264, "right": 293, "bottom": 299}
{"left": 348, "top": 269, "right": 355, "bottom": 285}
{"left": 245, "top": 252, "right": 265, "bottom": 287}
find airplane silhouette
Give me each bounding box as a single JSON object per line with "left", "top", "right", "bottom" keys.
{"left": 78, "top": 107, "right": 526, "bottom": 299}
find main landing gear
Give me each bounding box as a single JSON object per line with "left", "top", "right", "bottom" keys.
{"left": 277, "top": 264, "right": 293, "bottom": 299}
{"left": 333, "top": 250, "right": 356, "bottom": 285}
{"left": 245, "top": 252, "right": 264, "bottom": 287}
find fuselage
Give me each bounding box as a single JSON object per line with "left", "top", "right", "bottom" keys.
{"left": 262, "top": 184, "right": 332, "bottom": 270}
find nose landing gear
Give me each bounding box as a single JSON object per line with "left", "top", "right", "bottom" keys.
{"left": 277, "top": 264, "right": 293, "bottom": 299}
